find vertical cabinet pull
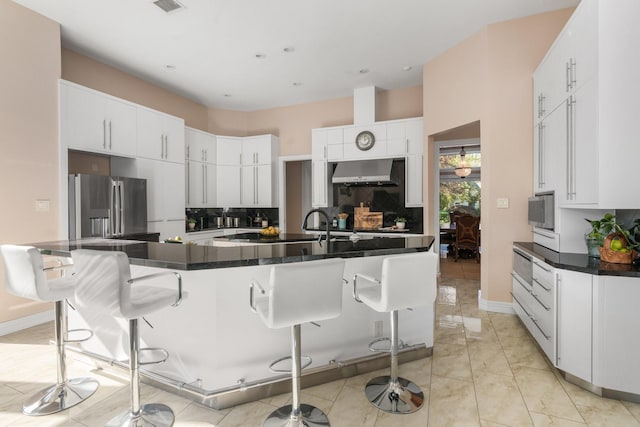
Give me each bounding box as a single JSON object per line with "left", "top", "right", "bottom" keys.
{"left": 160, "top": 134, "right": 164, "bottom": 158}
{"left": 202, "top": 164, "right": 206, "bottom": 204}
{"left": 109, "top": 121, "right": 112, "bottom": 149}
{"left": 186, "top": 162, "right": 190, "bottom": 204}
{"left": 103, "top": 120, "right": 107, "bottom": 149}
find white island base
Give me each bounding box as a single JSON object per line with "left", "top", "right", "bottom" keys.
{"left": 68, "top": 253, "right": 435, "bottom": 409}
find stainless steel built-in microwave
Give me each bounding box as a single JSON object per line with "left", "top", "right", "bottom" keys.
{"left": 528, "top": 192, "right": 554, "bottom": 230}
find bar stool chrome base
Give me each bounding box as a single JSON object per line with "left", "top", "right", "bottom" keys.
{"left": 364, "top": 375, "right": 424, "bottom": 414}
{"left": 22, "top": 377, "right": 99, "bottom": 416}
{"left": 105, "top": 403, "right": 175, "bottom": 427}
{"left": 264, "top": 403, "right": 330, "bottom": 427}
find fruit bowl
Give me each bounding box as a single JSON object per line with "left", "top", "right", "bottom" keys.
{"left": 260, "top": 226, "right": 280, "bottom": 237}
{"left": 598, "top": 232, "right": 638, "bottom": 264}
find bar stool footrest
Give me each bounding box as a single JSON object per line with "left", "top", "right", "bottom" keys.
{"left": 268, "top": 355, "right": 312, "bottom": 373}
{"left": 139, "top": 347, "right": 169, "bottom": 366}
{"left": 64, "top": 328, "right": 94, "bottom": 343}
{"left": 368, "top": 337, "right": 405, "bottom": 353}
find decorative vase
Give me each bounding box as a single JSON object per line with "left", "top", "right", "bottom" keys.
{"left": 188, "top": 222, "right": 196, "bottom": 230}
{"left": 396, "top": 222, "right": 406, "bottom": 230}
{"left": 585, "top": 234, "right": 601, "bottom": 258}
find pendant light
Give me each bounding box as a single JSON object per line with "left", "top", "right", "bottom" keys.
{"left": 455, "top": 147, "right": 472, "bottom": 178}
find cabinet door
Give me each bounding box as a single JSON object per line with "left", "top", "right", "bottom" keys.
{"left": 556, "top": 269, "right": 592, "bottom": 382}
{"left": 137, "top": 108, "right": 165, "bottom": 160}
{"left": 255, "top": 164, "right": 273, "bottom": 207}
{"left": 105, "top": 98, "right": 137, "bottom": 157}
{"left": 205, "top": 163, "right": 217, "bottom": 206}
{"left": 163, "top": 115, "right": 185, "bottom": 164}
{"left": 542, "top": 103, "right": 567, "bottom": 201}
{"left": 405, "top": 119, "right": 423, "bottom": 155}
{"left": 405, "top": 155, "right": 423, "bottom": 207}
{"left": 138, "top": 158, "right": 185, "bottom": 222}
{"left": 217, "top": 137, "right": 242, "bottom": 165}
{"left": 61, "top": 83, "right": 108, "bottom": 152}
{"left": 217, "top": 165, "right": 241, "bottom": 207}
{"left": 186, "top": 160, "right": 204, "bottom": 207}
{"left": 241, "top": 166, "right": 255, "bottom": 206}
{"left": 186, "top": 128, "right": 207, "bottom": 162}
{"left": 312, "top": 160, "right": 328, "bottom": 207}
{"left": 565, "top": 0, "right": 597, "bottom": 92}
{"left": 535, "top": 35, "right": 569, "bottom": 118}
{"left": 569, "top": 79, "right": 598, "bottom": 204}
{"left": 386, "top": 122, "right": 406, "bottom": 156}
{"left": 326, "top": 129, "right": 344, "bottom": 161}
{"left": 312, "top": 130, "right": 327, "bottom": 160}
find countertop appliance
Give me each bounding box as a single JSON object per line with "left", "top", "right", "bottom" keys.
{"left": 528, "top": 191, "right": 554, "bottom": 231}
{"left": 68, "top": 174, "right": 147, "bottom": 240}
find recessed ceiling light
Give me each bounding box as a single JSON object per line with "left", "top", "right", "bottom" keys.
{"left": 283, "top": 47, "right": 295, "bottom": 53}
{"left": 255, "top": 53, "right": 266, "bottom": 59}
{"left": 165, "top": 64, "right": 176, "bottom": 70}
{"left": 292, "top": 82, "right": 302, "bottom": 86}
{"left": 223, "top": 94, "right": 232, "bottom": 97}
{"left": 359, "top": 68, "right": 370, "bottom": 74}
{"left": 402, "top": 66, "right": 413, "bottom": 72}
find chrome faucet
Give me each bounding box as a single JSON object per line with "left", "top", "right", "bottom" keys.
{"left": 302, "top": 208, "right": 331, "bottom": 244}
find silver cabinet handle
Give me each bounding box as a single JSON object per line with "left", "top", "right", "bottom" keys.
{"left": 533, "top": 260, "right": 551, "bottom": 273}
{"left": 165, "top": 135, "right": 169, "bottom": 159}
{"left": 324, "top": 145, "right": 327, "bottom": 159}
{"left": 511, "top": 293, "right": 531, "bottom": 317}
{"left": 160, "top": 134, "right": 164, "bottom": 158}
{"left": 570, "top": 58, "right": 576, "bottom": 89}
{"left": 531, "top": 317, "right": 551, "bottom": 340}
{"left": 565, "top": 98, "right": 571, "bottom": 200}
{"left": 566, "top": 61, "right": 571, "bottom": 91}
{"left": 202, "top": 164, "right": 205, "bottom": 204}
{"left": 511, "top": 273, "right": 531, "bottom": 292}
{"left": 186, "top": 146, "right": 190, "bottom": 160}
{"left": 109, "top": 121, "right": 112, "bottom": 149}
{"left": 532, "top": 278, "right": 551, "bottom": 292}
{"left": 186, "top": 161, "right": 190, "bottom": 204}
{"left": 531, "top": 291, "right": 550, "bottom": 311}
{"left": 555, "top": 274, "right": 560, "bottom": 364}
{"left": 103, "top": 120, "right": 107, "bottom": 148}
{"left": 540, "top": 95, "right": 546, "bottom": 116}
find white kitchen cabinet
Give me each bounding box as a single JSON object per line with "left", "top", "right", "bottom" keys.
{"left": 60, "top": 81, "right": 137, "bottom": 157}
{"left": 533, "top": 0, "right": 640, "bottom": 209}
{"left": 592, "top": 276, "right": 640, "bottom": 394}
{"left": 186, "top": 161, "right": 216, "bottom": 207}
{"left": 217, "top": 165, "right": 242, "bottom": 207}
{"left": 242, "top": 135, "right": 276, "bottom": 165}
{"left": 217, "top": 136, "right": 243, "bottom": 165}
{"left": 556, "top": 268, "right": 592, "bottom": 382}
{"left": 405, "top": 155, "right": 423, "bottom": 207}
{"left": 534, "top": 103, "right": 565, "bottom": 194}
{"left": 387, "top": 118, "right": 424, "bottom": 157}
{"left": 185, "top": 128, "right": 217, "bottom": 208}
{"left": 312, "top": 128, "right": 343, "bottom": 162}
{"left": 312, "top": 160, "right": 329, "bottom": 208}
{"left": 137, "top": 107, "right": 185, "bottom": 163}
{"left": 137, "top": 158, "right": 185, "bottom": 224}
{"left": 343, "top": 124, "right": 387, "bottom": 160}
{"left": 241, "top": 164, "right": 273, "bottom": 207}
{"left": 186, "top": 127, "right": 216, "bottom": 164}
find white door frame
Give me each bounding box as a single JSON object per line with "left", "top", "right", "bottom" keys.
{"left": 278, "top": 154, "right": 312, "bottom": 231}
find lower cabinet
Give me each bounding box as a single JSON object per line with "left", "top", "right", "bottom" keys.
{"left": 556, "top": 269, "right": 592, "bottom": 382}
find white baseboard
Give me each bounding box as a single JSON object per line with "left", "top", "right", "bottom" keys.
{"left": 0, "top": 310, "right": 54, "bottom": 336}
{"left": 478, "top": 291, "right": 515, "bottom": 314}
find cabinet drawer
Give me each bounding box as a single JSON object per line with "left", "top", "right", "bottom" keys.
{"left": 529, "top": 296, "right": 553, "bottom": 341}
{"left": 533, "top": 260, "right": 554, "bottom": 287}
{"left": 512, "top": 275, "right": 534, "bottom": 311}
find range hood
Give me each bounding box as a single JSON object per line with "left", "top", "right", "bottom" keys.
{"left": 332, "top": 159, "right": 398, "bottom": 186}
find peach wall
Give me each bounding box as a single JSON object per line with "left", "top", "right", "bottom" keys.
{"left": 245, "top": 86, "right": 422, "bottom": 157}
{"left": 423, "top": 8, "right": 573, "bottom": 304}
{"left": 0, "top": 0, "right": 61, "bottom": 323}
{"left": 62, "top": 49, "right": 209, "bottom": 131}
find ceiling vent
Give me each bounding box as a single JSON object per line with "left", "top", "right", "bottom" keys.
{"left": 153, "top": 0, "right": 184, "bottom": 13}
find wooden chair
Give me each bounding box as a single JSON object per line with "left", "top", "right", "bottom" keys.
{"left": 453, "top": 214, "right": 480, "bottom": 263}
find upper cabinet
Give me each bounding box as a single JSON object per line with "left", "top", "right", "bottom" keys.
{"left": 216, "top": 135, "right": 279, "bottom": 208}
{"left": 532, "top": 0, "right": 640, "bottom": 209}
{"left": 185, "top": 127, "right": 217, "bottom": 208}
{"left": 137, "top": 107, "right": 185, "bottom": 163}
{"left": 60, "top": 81, "right": 137, "bottom": 157}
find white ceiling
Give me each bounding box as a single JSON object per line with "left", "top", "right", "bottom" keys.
{"left": 13, "top": 0, "right": 578, "bottom": 111}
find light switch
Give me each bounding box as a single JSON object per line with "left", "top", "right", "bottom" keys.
{"left": 35, "top": 199, "right": 50, "bottom": 212}
{"left": 496, "top": 198, "right": 509, "bottom": 209}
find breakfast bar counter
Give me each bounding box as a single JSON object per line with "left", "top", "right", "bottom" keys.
{"left": 33, "top": 235, "right": 435, "bottom": 409}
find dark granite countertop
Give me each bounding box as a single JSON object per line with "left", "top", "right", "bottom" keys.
{"left": 33, "top": 236, "right": 435, "bottom": 271}
{"left": 514, "top": 242, "right": 640, "bottom": 278}
{"left": 215, "top": 232, "right": 319, "bottom": 243}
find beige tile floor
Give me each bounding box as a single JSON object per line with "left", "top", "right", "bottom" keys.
{"left": 1, "top": 257, "right": 640, "bottom": 426}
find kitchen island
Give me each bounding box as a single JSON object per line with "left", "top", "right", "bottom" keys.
{"left": 35, "top": 235, "right": 435, "bottom": 409}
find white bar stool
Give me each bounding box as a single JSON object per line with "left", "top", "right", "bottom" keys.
{"left": 71, "top": 249, "right": 184, "bottom": 427}
{"left": 0, "top": 245, "right": 99, "bottom": 416}
{"left": 352, "top": 251, "right": 438, "bottom": 414}
{"left": 249, "top": 258, "right": 346, "bottom": 427}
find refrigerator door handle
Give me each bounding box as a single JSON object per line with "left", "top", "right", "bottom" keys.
{"left": 118, "top": 180, "right": 125, "bottom": 236}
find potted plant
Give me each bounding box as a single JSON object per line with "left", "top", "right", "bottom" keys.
{"left": 187, "top": 218, "right": 196, "bottom": 230}
{"left": 395, "top": 217, "right": 407, "bottom": 230}
{"left": 585, "top": 213, "right": 638, "bottom": 259}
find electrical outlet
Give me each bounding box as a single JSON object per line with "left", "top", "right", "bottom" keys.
{"left": 35, "top": 199, "right": 50, "bottom": 212}
{"left": 374, "top": 320, "right": 383, "bottom": 337}
{"left": 496, "top": 198, "right": 509, "bottom": 209}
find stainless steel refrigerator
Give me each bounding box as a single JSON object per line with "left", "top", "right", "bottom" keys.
{"left": 68, "top": 174, "right": 147, "bottom": 239}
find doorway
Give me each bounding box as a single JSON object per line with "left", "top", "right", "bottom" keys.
{"left": 432, "top": 122, "right": 481, "bottom": 280}
{"left": 278, "top": 156, "right": 312, "bottom": 233}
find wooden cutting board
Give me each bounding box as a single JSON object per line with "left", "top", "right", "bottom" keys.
{"left": 355, "top": 211, "right": 383, "bottom": 230}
